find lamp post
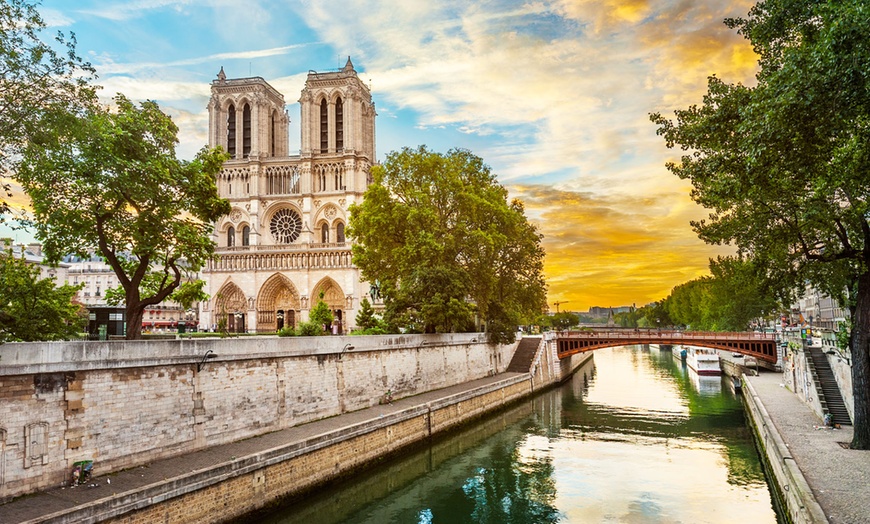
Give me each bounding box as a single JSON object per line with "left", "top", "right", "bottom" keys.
{"left": 234, "top": 312, "right": 243, "bottom": 334}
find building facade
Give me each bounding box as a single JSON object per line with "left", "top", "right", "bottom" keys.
{"left": 200, "top": 58, "right": 376, "bottom": 333}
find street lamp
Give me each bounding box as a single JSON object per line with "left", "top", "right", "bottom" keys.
{"left": 340, "top": 343, "right": 355, "bottom": 360}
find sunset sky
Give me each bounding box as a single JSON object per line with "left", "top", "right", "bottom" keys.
{"left": 3, "top": 0, "right": 760, "bottom": 311}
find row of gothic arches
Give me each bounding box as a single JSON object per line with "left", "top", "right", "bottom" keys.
{"left": 213, "top": 274, "right": 348, "bottom": 332}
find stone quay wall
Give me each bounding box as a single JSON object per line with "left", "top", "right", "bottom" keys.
{"left": 0, "top": 333, "right": 516, "bottom": 502}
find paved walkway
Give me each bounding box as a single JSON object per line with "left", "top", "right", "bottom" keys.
{"left": 745, "top": 372, "right": 870, "bottom": 524}
{"left": 1, "top": 370, "right": 867, "bottom": 523}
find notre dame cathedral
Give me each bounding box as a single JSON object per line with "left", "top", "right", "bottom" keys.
{"left": 199, "top": 58, "right": 376, "bottom": 333}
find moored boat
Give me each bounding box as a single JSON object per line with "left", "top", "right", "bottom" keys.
{"left": 686, "top": 346, "right": 721, "bottom": 375}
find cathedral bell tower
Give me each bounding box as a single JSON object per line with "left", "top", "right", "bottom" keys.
{"left": 207, "top": 67, "right": 290, "bottom": 160}
{"left": 299, "top": 57, "right": 376, "bottom": 161}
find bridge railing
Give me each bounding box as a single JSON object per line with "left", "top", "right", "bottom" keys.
{"left": 556, "top": 329, "right": 776, "bottom": 341}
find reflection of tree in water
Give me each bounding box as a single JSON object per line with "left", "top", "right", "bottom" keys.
{"left": 457, "top": 439, "right": 560, "bottom": 524}
{"left": 562, "top": 347, "right": 768, "bottom": 488}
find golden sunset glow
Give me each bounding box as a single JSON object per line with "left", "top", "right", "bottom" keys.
{"left": 3, "top": 0, "right": 760, "bottom": 312}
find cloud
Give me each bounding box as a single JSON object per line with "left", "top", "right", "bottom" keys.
{"left": 94, "top": 44, "right": 314, "bottom": 76}
{"left": 513, "top": 184, "right": 733, "bottom": 309}
{"left": 77, "top": 0, "right": 194, "bottom": 21}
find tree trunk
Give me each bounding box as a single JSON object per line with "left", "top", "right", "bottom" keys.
{"left": 126, "top": 302, "right": 144, "bottom": 340}
{"left": 850, "top": 270, "right": 870, "bottom": 449}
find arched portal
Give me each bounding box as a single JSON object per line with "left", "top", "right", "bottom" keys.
{"left": 257, "top": 274, "right": 300, "bottom": 332}
{"left": 312, "top": 277, "right": 346, "bottom": 333}
{"left": 214, "top": 281, "right": 247, "bottom": 333}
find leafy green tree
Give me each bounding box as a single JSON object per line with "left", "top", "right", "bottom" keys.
{"left": 0, "top": 0, "right": 97, "bottom": 215}
{"left": 307, "top": 295, "right": 334, "bottom": 335}
{"left": 551, "top": 311, "right": 579, "bottom": 331}
{"left": 353, "top": 296, "right": 387, "bottom": 334}
{"left": 0, "top": 248, "right": 84, "bottom": 341}
{"left": 349, "top": 146, "right": 547, "bottom": 343}
{"left": 17, "top": 94, "right": 230, "bottom": 340}
{"left": 651, "top": 0, "right": 870, "bottom": 448}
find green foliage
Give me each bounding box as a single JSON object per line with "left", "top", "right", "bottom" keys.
{"left": 662, "top": 258, "right": 777, "bottom": 331}
{"left": 348, "top": 146, "right": 547, "bottom": 343}
{"left": 651, "top": 0, "right": 870, "bottom": 448}
{"left": 0, "top": 249, "right": 84, "bottom": 342}
{"left": 551, "top": 311, "right": 579, "bottom": 331}
{"left": 354, "top": 297, "right": 388, "bottom": 334}
{"left": 0, "top": 0, "right": 98, "bottom": 216}
{"left": 295, "top": 321, "right": 325, "bottom": 337}
{"left": 17, "top": 94, "right": 230, "bottom": 340}
{"left": 308, "top": 297, "right": 334, "bottom": 331}
{"left": 277, "top": 325, "right": 296, "bottom": 337}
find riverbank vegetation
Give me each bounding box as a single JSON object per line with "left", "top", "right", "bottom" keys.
{"left": 651, "top": 0, "right": 870, "bottom": 449}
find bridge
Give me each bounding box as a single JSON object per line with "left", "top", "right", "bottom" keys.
{"left": 554, "top": 329, "right": 779, "bottom": 364}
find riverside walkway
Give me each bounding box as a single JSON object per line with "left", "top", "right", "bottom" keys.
{"left": 744, "top": 372, "right": 870, "bottom": 524}
{"left": 1, "top": 369, "right": 867, "bottom": 523}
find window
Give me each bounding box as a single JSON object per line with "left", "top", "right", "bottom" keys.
{"left": 270, "top": 209, "right": 303, "bottom": 244}
{"left": 242, "top": 104, "right": 252, "bottom": 158}
{"left": 337, "top": 222, "right": 345, "bottom": 243}
{"left": 320, "top": 99, "right": 328, "bottom": 153}
{"left": 228, "top": 226, "right": 235, "bottom": 247}
{"left": 227, "top": 104, "right": 236, "bottom": 156}
{"left": 335, "top": 97, "right": 343, "bottom": 150}
{"left": 242, "top": 226, "right": 250, "bottom": 246}
{"left": 321, "top": 223, "right": 329, "bottom": 243}
{"left": 271, "top": 110, "right": 277, "bottom": 156}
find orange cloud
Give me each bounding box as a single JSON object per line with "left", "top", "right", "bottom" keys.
{"left": 513, "top": 184, "right": 733, "bottom": 311}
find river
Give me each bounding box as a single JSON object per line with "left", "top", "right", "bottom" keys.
{"left": 248, "top": 345, "right": 783, "bottom": 523}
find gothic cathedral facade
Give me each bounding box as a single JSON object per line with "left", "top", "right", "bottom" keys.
{"left": 200, "top": 58, "right": 375, "bottom": 333}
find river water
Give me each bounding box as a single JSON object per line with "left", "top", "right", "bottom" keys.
{"left": 251, "top": 345, "right": 783, "bottom": 523}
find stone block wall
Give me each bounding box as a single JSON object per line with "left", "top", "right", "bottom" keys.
{"left": 0, "top": 333, "right": 512, "bottom": 502}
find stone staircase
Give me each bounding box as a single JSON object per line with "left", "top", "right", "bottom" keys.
{"left": 507, "top": 336, "right": 542, "bottom": 373}
{"left": 807, "top": 346, "right": 852, "bottom": 426}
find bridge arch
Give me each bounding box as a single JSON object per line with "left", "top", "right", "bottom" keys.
{"left": 555, "top": 329, "right": 778, "bottom": 364}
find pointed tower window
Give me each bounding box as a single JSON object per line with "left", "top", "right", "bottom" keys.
{"left": 336, "top": 97, "right": 344, "bottom": 151}
{"left": 227, "top": 226, "right": 235, "bottom": 247}
{"left": 242, "top": 103, "right": 252, "bottom": 157}
{"left": 271, "top": 110, "right": 277, "bottom": 156}
{"left": 227, "top": 104, "right": 236, "bottom": 157}
{"left": 337, "top": 222, "right": 345, "bottom": 243}
{"left": 242, "top": 226, "right": 250, "bottom": 246}
{"left": 320, "top": 99, "right": 328, "bottom": 153}
{"left": 321, "top": 223, "right": 329, "bottom": 243}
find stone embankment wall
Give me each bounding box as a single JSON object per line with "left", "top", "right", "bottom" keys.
{"left": 0, "top": 333, "right": 516, "bottom": 502}
{"left": 742, "top": 377, "right": 828, "bottom": 524}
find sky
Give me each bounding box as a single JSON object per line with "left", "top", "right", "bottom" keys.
{"left": 2, "top": 0, "right": 760, "bottom": 312}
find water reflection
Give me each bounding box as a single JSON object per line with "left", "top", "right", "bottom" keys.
{"left": 249, "top": 346, "right": 781, "bottom": 524}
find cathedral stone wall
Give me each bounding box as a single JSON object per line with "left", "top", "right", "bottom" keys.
{"left": 0, "top": 333, "right": 515, "bottom": 502}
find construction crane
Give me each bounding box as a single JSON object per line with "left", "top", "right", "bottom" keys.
{"left": 552, "top": 300, "right": 570, "bottom": 313}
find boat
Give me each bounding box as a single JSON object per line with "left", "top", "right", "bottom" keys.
{"left": 688, "top": 369, "right": 723, "bottom": 395}
{"left": 685, "top": 346, "right": 721, "bottom": 375}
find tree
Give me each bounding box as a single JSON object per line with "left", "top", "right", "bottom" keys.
{"left": 17, "top": 94, "right": 230, "bottom": 339}
{"left": 551, "top": 311, "right": 579, "bottom": 331}
{"left": 348, "top": 146, "right": 547, "bottom": 343}
{"left": 651, "top": 0, "right": 870, "bottom": 448}
{"left": 308, "top": 295, "right": 334, "bottom": 335}
{"left": 0, "top": 248, "right": 84, "bottom": 342}
{"left": 0, "top": 0, "right": 97, "bottom": 215}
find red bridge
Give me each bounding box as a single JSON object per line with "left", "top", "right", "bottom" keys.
{"left": 555, "top": 329, "right": 779, "bottom": 364}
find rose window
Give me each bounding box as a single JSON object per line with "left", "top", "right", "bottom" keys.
{"left": 270, "top": 208, "right": 302, "bottom": 244}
